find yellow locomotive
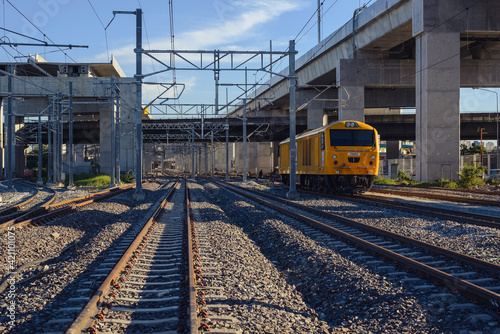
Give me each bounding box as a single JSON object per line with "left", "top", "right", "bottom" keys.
{"left": 278, "top": 120, "right": 379, "bottom": 194}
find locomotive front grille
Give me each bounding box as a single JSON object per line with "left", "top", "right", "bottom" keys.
{"left": 348, "top": 157, "right": 360, "bottom": 163}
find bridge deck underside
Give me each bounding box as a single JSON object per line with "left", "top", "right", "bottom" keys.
{"left": 18, "top": 113, "right": 498, "bottom": 145}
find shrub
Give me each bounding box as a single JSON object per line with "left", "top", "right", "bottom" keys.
{"left": 457, "top": 166, "right": 486, "bottom": 189}
{"left": 439, "top": 179, "right": 458, "bottom": 188}
{"left": 397, "top": 170, "right": 413, "bottom": 182}
{"left": 120, "top": 171, "right": 135, "bottom": 184}
{"left": 486, "top": 178, "right": 500, "bottom": 186}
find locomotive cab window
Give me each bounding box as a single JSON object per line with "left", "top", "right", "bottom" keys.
{"left": 330, "top": 129, "right": 375, "bottom": 147}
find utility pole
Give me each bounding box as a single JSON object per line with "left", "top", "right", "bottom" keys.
{"left": 47, "top": 101, "right": 52, "bottom": 184}
{"left": 226, "top": 89, "right": 229, "bottom": 181}
{"left": 6, "top": 65, "right": 13, "bottom": 190}
{"left": 242, "top": 98, "right": 247, "bottom": 182}
{"left": 111, "top": 9, "right": 144, "bottom": 198}
{"left": 211, "top": 131, "right": 214, "bottom": 177}
{"left": 115, "top": 83, "right": 121, "bottom": 184}
{"left": 58, "top": 92, "right": 63, "bottom": 184}
{"left": 191, "top": 127, "right": 195, "bottom": 178}
{"left": 134, "top": 8, "right": 144, "bottom": 198}
{"left": 37, "top": 109, "right": 43, "bottom": 185}
{"left": 110, "top": 76, "right": 116, "bottom": 186}
{"left": 287, "top": 40, "right": 299, "bottom": 199}
{"left": 480, "top": 128, "right": 488, "bottom": 167}
{"left": 243, "top": 68, "right": 248, "bottom": 182}
{"left": 68, "top": 82, "right": 74, "bottom": 187}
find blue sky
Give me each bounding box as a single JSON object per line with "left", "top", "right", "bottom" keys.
{"left": 1, "top": 0, "right": 499, "bottom": 117}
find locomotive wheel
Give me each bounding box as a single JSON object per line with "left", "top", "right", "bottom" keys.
{"left": 324, "top": 175, "right": 351, "bottom": 194}
{"left": 281, "top": 174, "right": 290, "bottom": 186}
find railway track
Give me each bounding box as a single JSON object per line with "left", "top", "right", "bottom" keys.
{"left": 212, "top": 179, "right": 500, "bottom": 317}
{"left": 0, "top": 183, "right": 135, "bottom": 233}
{"left": 0, "top": 184, "right": 39, "bottom": 216}
{"left": 356, "top": 192, "right": 500, "bottom": 229}
{"left": 61, "top": 179, "right": 203, "bottom": 334}
{"left": 304, "top": 188, "right": 500, "bottom": 230}
{"left": 266, "top": 181, "right": 500, "bottom": 230}
{"left": 369, "top": 187, "right": 500, "bottom": 207}
{"left": 0, "top": 184, "right": 57, "bottom": 224}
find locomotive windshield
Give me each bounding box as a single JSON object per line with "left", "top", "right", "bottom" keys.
{"left": 330, "top": 129, "right": 375, "bottom": 147}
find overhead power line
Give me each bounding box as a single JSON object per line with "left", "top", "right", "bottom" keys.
{"left": 5, "top": 0, "right": 82, "bottom": 62}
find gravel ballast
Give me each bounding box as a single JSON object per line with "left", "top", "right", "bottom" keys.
{"left": 189, "top": 180, "right": 499, "bottom": 333}
{"left": 0, "top": 180, "right": 175, "bottom": 333}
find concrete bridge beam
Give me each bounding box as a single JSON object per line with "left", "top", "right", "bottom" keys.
{"left": 297, "top": 90, "right": 337, "bottom": 129}
{"left": 336, "top": 58, "right": 415, "bottom": 122}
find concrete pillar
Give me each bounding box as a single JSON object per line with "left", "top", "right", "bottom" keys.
{"left": 337, "top": 59, "right": 365, "bottom": 122}
{"left": 306, "top": 100, "right": 326, "bottom": 129}
{"left": 100, "top": 103, "right": 113, "bottom": 176}
{"left": 298, "top": 89, "right": 338, "bottom": 129}
{"left": 0, "top": 98, "right": 3, "bottom": 177}
{"left": 415, "top": 28, "right": 460, "bottom": 182}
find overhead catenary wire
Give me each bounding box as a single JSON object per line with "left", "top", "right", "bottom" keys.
{"left": 249, "top": 0, "right": 485, "bottom": 116}
{"left": 168, "top": 0, "right": 178, "bottom": 102}
{"left": 136, "top": 0, "right": 164, "bottom": 102}
{"left": 252, "top": 0, "right": 343, "bottom": 101}
{"left": 87, "top": 0, "right": 110, "bottom": 63}
{"left": 5, "top": 0, "right": 78, "bottom": 63}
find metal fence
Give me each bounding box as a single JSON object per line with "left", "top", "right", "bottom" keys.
{"left": 379, "top": 154, "right": 499, "bottom": 180}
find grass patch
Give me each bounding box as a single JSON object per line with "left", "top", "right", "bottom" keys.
{"left": 71, "top": 173, "right": 111, "bottom": 187}
{"left": 374, "top": 178, "right": 396, "bottom": 185}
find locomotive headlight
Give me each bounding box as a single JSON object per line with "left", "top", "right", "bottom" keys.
{"left": 332, "top": 155, "right": 337, "bottom": 159}
{"left": 371, "top": 155, "right": 375, "bottom": 160}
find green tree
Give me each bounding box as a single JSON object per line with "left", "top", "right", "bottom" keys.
{"left": 460, "top": 143, "right": 487, "bottom": 155}
{"left": 457, "top": 165, "right": 486, "bottom": 188}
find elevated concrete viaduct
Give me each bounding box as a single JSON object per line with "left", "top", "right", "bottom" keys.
{"left": 2, "top": 0, "right": 500, "bottom": 182}
{"left": 234, "top": 0, "right": 500, "bottom": 181}
{"left": 0, "top": 56, "right": 136, "bottom": 178}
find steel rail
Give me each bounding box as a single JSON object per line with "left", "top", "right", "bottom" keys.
{"left": 370, "top": 188, "right": 500, "bottom": 207}
{"left": 373, "top": 184, "right": 500, "bottom": 196}
{"left": 223, "top": 181, "right": 500, "bottom": 275}
{"left": 0, "top": 184, "right": 136, "bottom": 233}
{"left": 186, "top": 182, "right": 201, "bottom": 334}
{"left": 213, "top": 180, "right": 500, "bottom": 312}
{"left": 0, "top": 187, "right": 58, "bottom": 223}
{"left": 0, "top": 188, "right": 39, "bottom": 216}
{"left": 49, "top": 183, "right": 134, "bottom": 209}
{"left": 272, "top": 182, "right": 500, "bottom": 229}
{"left": 65, "top": 180, "right": 179, "bottom": 334}
{"left": 357, "top": 193, "right": 500, "bottom": 228}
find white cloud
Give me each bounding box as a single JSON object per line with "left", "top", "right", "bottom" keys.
{"left": 178, "top": 0, "right": 299, "bottom": 49}
{"left": 95, "top": 0, "right": 300, "bottom": 69}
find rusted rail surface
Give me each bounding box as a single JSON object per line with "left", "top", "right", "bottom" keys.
{"left": 213, "top": 180, "right": 500, "bottom": 314}
{"left": 0, "top": 183, "right": 135, "bottom": 233}
{"left": 270, "top": 181, "right": 500, "bottom": 229}
{"left": 0, "top": 188, "right": 39, "bottom": 217}
{"left": 186, "top": 183, "right": 202, "bottom": 333}
{"left": 369, "top": 188, "right": 500, "bottom": 207}
{"left": 65, "top": 181, "right": 179, "bottom": 334}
